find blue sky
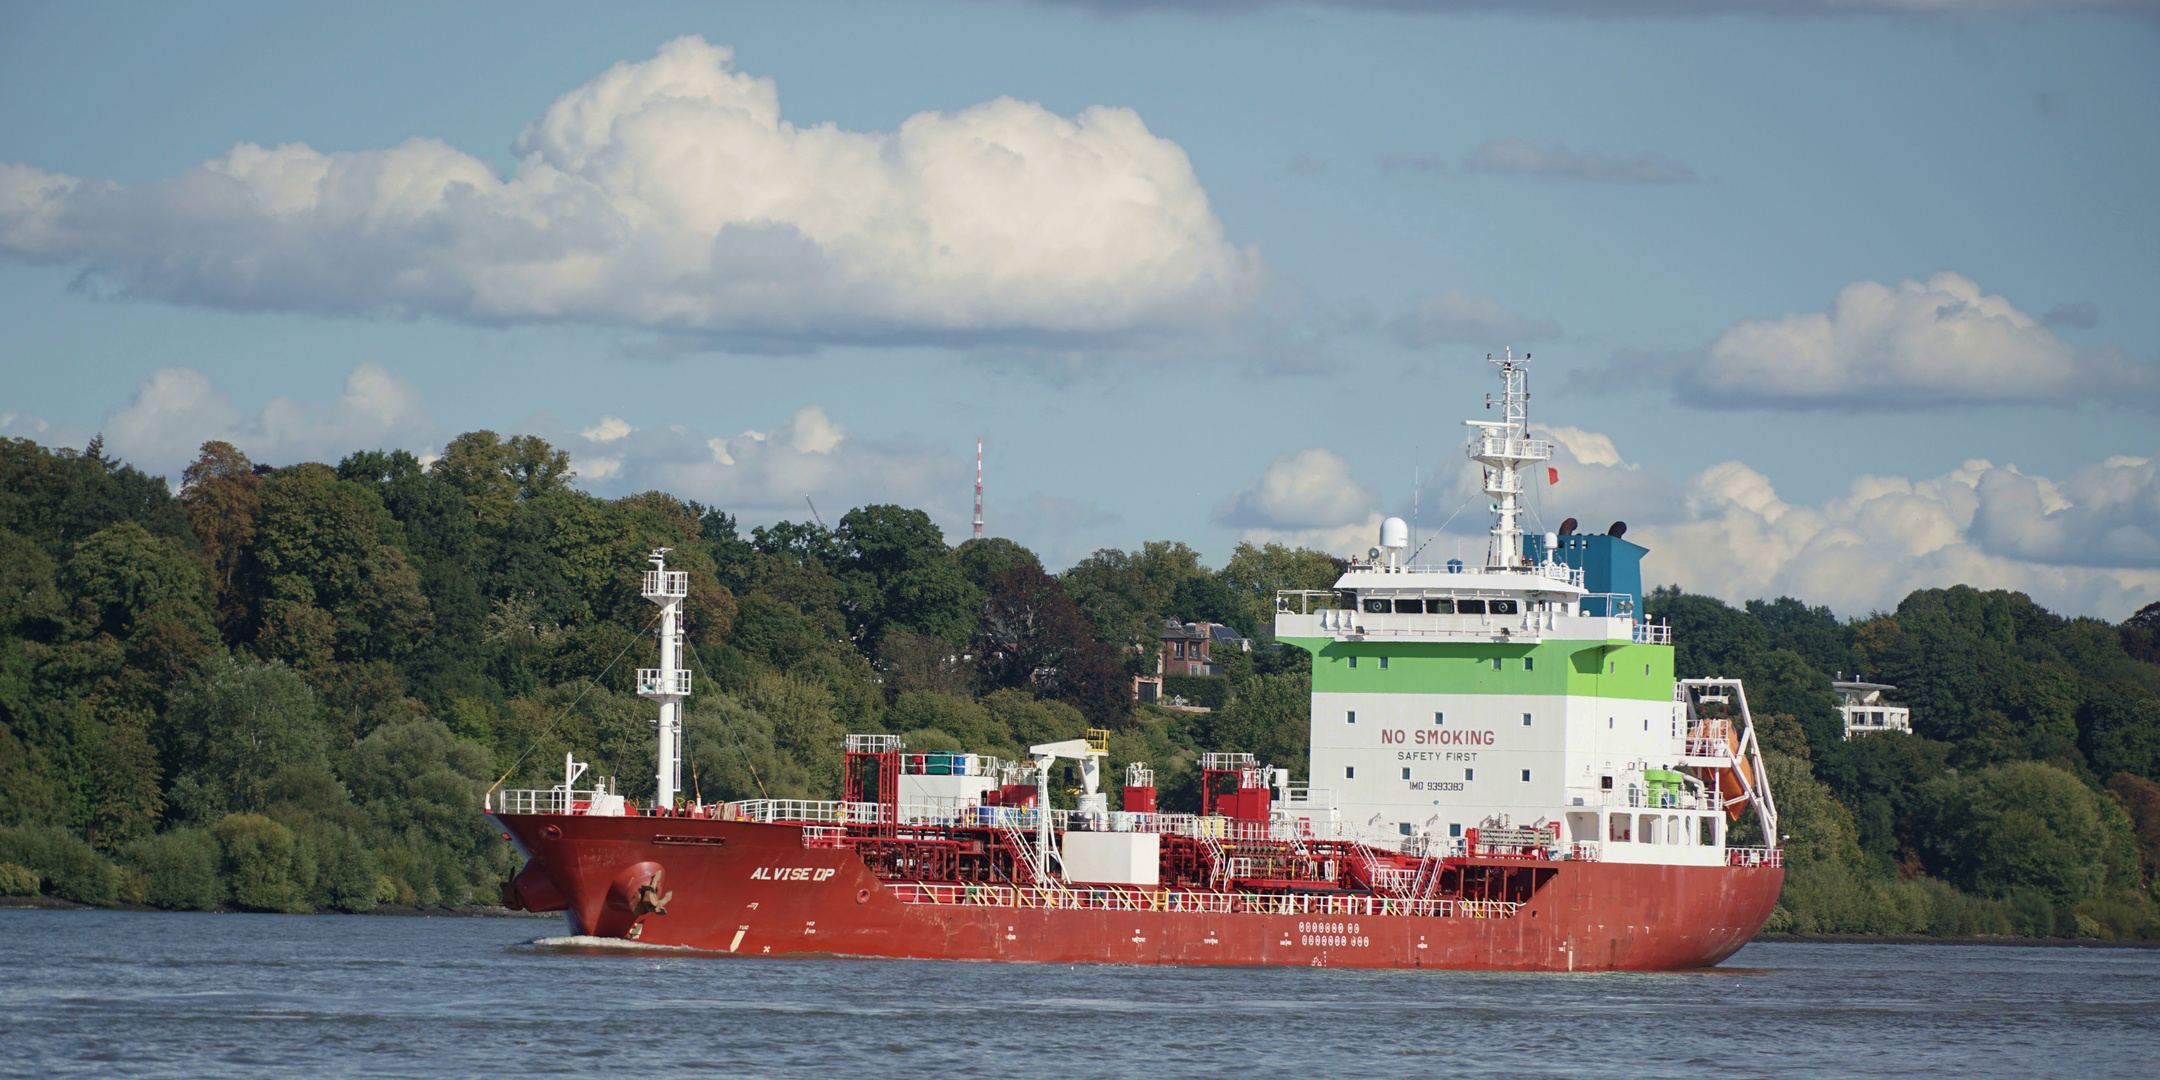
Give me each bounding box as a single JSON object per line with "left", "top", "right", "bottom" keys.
{"left": 2, "top": 0, "right": 2156, "bottom": 619}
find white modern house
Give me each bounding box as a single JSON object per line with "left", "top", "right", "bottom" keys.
{"left": 1835, "top": 681, "right": 1912, "bottom": 740}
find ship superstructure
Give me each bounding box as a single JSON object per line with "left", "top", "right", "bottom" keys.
{"left": 484, "top": 353, "right": 1784, "bottom": 970}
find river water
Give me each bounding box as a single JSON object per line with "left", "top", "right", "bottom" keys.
{"left": 2, "top": 908, "right": 2154, "bottom": 1079}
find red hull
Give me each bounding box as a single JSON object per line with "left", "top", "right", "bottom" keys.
{"left": 492, "top": 813, "right": 1782, "bottom": 971}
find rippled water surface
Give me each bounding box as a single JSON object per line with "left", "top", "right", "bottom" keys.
{"left": 3, "top": 908, "right": 2156, "bottom": 1078}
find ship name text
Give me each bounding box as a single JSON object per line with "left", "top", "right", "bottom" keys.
{"left": 751, "top": 866, "right": 839, "bottom": 882}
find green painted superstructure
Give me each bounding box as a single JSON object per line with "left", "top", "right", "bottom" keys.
{"left": 1283, "top": 637, "right": 1675, "bottom": 702}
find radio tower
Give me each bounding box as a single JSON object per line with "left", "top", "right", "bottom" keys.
{"left": 972, "top": 438, "right": 984, "bottom": 539}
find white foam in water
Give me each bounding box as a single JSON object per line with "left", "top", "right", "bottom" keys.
{"left": 532, "top": 934, "right": 695, "bottom": 951}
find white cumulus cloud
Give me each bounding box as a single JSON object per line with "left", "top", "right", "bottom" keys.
{"left": 1214, "top": 448, "right": 1386, "bottom": 555}
{"left": 97, "top": 362, "right": 440, "bottom": 475}
{"left": 1399, "top": 421, "right": 2158, "bottom": 619}
{"left": 1587, "top": 272, "right": 2160, "bottom": 410}
{"left": 0, "top": 37, "right": 1258, "bottom": 349}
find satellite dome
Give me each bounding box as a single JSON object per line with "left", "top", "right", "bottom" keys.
{"left": 1379, "top": 517, "right": 1410, "bottom": 550}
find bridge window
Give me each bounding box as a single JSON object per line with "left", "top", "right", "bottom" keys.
{"left": 1465, "top": 768, "right": 1474, "bottom": 781}
{"left": 1524, "top": 656, "right": 1534, "bottom": 671}
{"left": 1362, "top": 597, "right": 1389, "bottom": 613}
{"left": 1458, "top": 599, "right": 1487, "bottom": 615}
{"left": 1449, "top": 823, "right": 1462, "bottom": 838}
{"left": 1347, "top": 710, "right": 1356, "bottom": 724}
{"left": 1379, "top": 656, "right": 1389, "bottom": 669}
{"left": 1490, "top": 657, "right": 1502, "bottom": 670}
{"left": 1427, "top": 598, "right": 1454, "bottom": 614}
{"left": 1521, "top": 769, "right": 1531, "bottom": 782}
{"left": 1435, "top": 712, "right": 1444, "bottom": 725}
{"left": 1345, "top": 766, "right": 1355, "bottom": 779}
{"left": 1394, "top": 598, "right": 1423, "bottom": 614}
{"left": 1399, "top": 823, "right": 1413, "bottom": 836}
{"left": 1522, "top": 713, "right": 1533, "bottom": 726}
{"left": 1489, "top": 599, "right": 1518, "bottom": 615}
{"left": 1401, "top": 768, "right": 1411, "bottom": 780}
{"left": 1348, "top": 655, "right": 1357, "bottom": 668}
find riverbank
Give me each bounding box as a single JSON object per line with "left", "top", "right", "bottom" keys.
{"left": 0, "top": 894, "right": 558, "bottom": 919}
{"left": 1751, "top": 932, "right": 2160, "bottom": 949}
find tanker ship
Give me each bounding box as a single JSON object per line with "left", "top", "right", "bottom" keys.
{"left": 486, "top": 352, "right": 1784, "bottom": 970}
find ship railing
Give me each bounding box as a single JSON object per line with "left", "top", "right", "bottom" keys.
{"left": 800, "top": 826, "right": 846, "bottom": 848}
{"left": 1370, "top": 867, "right": 1418, "bottom": 892}
{"left": 1633, "top": 621, "right": 1674, "bottom": 645}
{"left": 733, "top": 799, "right": 895, "bottom": 825}
{"left": 491, "top": 787, "right": 611, "bottom": 815}
{"left": 1569, "top": 841, "right": 1602, "bottom": 862}
{"left": 1577, "top": 788, "right": 1725, "bottom": 812}
{"left": 1276, "top": 590, "right": 1347, "bottom": 614}
{"left": 727, "top": 799, "right": 1401, "bottom": 849}
{"left": 1727, "top": 846, "right": 1782, "bottom": 868}
{"left": 881, "top": 883, "right": 1521, "bottom": 920}
{"left": 1684, "top": 736, "right": 1737, "bottom": 759}
{"left": 1331, "top": 616, "right": 1547, "bottom": 642}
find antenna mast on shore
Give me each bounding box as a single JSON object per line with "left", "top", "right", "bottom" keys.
{"left": 973, "top": 438, "right": 984, "bottom": 539}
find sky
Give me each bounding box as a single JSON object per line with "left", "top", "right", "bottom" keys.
{"left": 2, "top": 0, "right": 2157, "bottom": 621}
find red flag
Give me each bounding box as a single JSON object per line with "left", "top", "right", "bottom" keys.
{"left": 1547, "top": 466, "right": 1559, "bottom": 486}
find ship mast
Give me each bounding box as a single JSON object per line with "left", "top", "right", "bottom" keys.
{"left": 638, "top": 550, "right": 691, "bottom": 809}
{"left": 1463, "top": 349, "right": 1550, "bottom": 571}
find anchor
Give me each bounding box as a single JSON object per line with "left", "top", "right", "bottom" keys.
{"left": 630, "top": 869, "right": 673, "bottom": 918}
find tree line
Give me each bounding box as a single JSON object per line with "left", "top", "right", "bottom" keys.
{"left": 2, "top": 431, "right": 2156, "bottom": 940}
{"left": 1652, "top": 587, "right": 2160, "bottom": 938}
{"left": 0, "top": 433, "right": 1335, "bottom": 911}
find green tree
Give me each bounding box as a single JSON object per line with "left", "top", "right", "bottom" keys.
{"left": 1746, "top": 596, "right": 1853, "bottom": 679}
{"left": 181, "top": 441, "right": 262, "bottom": 639}
{"left": 2082, "top": 682, "right": 2160, "bottom": 781}
{"left": 59, "top": 520, "right": 215, "bottom": 644}
{"left": 742, "top": 673, "right": 844, "bottom": 798}
{"left": 163, "top": 656, "right": 329, "bottom": 821}
{"left": 428, "top": 431, "right": 574, "bottom": 524}
{"left": 345, "top": 719, "right": 504, "bottom": 904}
{"left": 1203, "top": 673, "right": 1310, "bottom": 780}
{"left": 215, "top": 812, "right": 306, "bottom": 912}
{"left": 251, "top": 465, "right": 433, "bottom": 663}
{"left": 0, "top": 437, "right": 194, "bottom": 560}
{"left": 953, "top": 537, "right": 1042, "bottom": 594}
{"left": 118, "top": 827, "right": 224, "bottom": 910}
{"left": 1218, "top": 542, "right": 1343, "bottom": 638}
{"left": 1063, "top": 541, "right": 1210, "bottom": 647}
{"left": 1915, "top": 761, "right": 2140, "bottom": 907}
